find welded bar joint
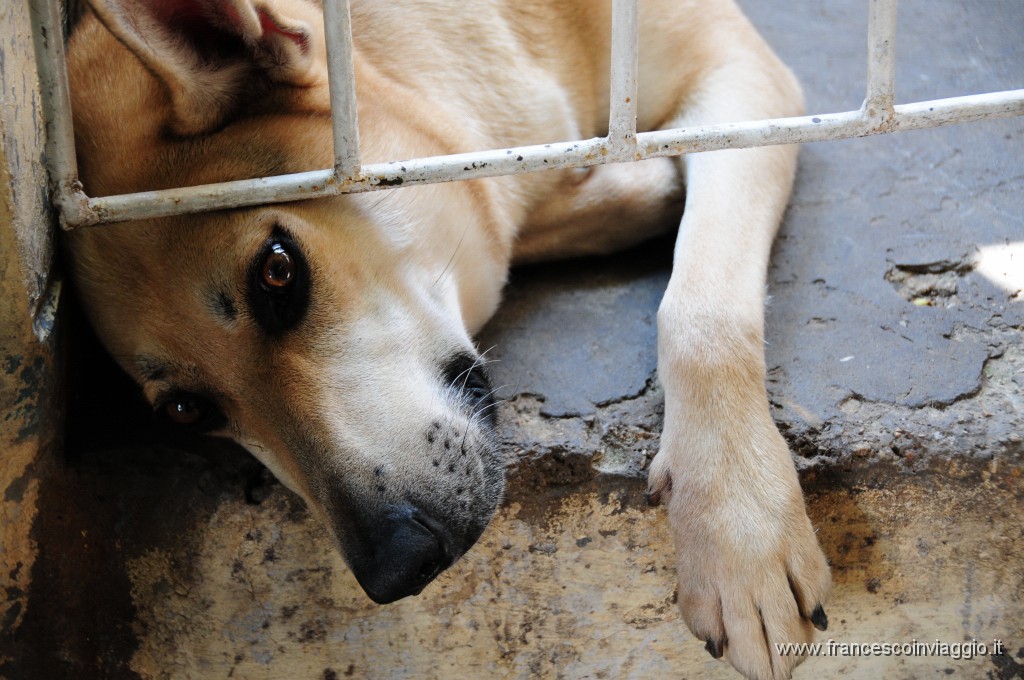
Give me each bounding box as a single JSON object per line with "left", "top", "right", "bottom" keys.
{"left": 322, "top": 0, "right": 361, "bottom": 177}
{"left": 607, "top": 0, "right": 640, "bottom": 160}
{"left": 37, "top": 0, "right": 1024, "bottom": 229}
{"left": 864, "top": 0, "right": 898, "bottom": 127}
{"left": 67, "top": 88, "right": 1024, "bottom": 227}
{"left": 29, "top": 0, "right": 93, "bottom": 228}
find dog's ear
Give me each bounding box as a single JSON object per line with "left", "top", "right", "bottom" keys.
{"left": 86, "top": 0, "right": 320, "bottom": 135}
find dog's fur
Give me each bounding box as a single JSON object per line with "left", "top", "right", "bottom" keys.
{"left": 65, "top": 0, "right": 832, "bottom": 677}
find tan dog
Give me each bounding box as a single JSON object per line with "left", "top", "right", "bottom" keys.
{"left": 65, "top": 0, "right": 832, "bottom": 677}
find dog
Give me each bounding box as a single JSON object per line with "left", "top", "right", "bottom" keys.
{"left": 64, "top": 0, "right": 832, "bottom": 677}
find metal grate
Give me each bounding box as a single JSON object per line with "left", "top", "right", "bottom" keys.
{"left": 31, "top": 0, "right": 1024, "bottom": 229}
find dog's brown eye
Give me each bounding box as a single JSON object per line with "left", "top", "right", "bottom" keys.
{"left": 164, "top": 398, "right": 202, "bottom": 425}
{"left": 261, "top": 243, "right": 294, "bottom": 288}
{"left": 158, "top": 392, "right": 226, "bottom": 432}
{"left": 248, "top": 228, "right": 310, "bottom": 336}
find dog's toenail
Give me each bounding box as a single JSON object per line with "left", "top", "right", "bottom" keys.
{"left": 811, "top": 604, "right": 828, "bottom": 631}
{"left": 705, "top": 638, "right": 724, "bottom": 659}
{"left": 646, "top": 489, "right": 661, "bottom": 506}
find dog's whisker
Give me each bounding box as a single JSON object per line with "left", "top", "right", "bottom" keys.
{"left": 461, "top": 355, "right": 486, "bottom": 390}
{"left": 364, "top": 188, "right": 400, "bottom": 213}
{"left": 472, "top": 388, "right": 508, "bottom": 415}
{"left": 442, "top": 347, "right": 500, "bottom": 402}
{"left": 470, "top": 399, "right": 505, "bottom": 424}
{"left": 474, "top": 384, "right": 509, "bottom": 408}
{"left": 446, "top": 365, "right": 476, "bottom": 393}
{"left": 444, "top": 353, "right": 489, "bottom": 401}
{"left": 446, "top": 374, "right": 471, "bottom": 395}
{"left": 476, "top": 345, "right": 498, "bottom": 361}
{"left": 459, "top": 351, "right": 493, "bottom": 394}
{"left": 433, "top": 220, "right": 471, "bottom": 288}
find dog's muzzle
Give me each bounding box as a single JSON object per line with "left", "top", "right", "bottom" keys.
{"left": 346, "top": 504, "right": 462, "bottom": 604}
{"left": 327, "top": 351, "right": 502, "bottom": 603}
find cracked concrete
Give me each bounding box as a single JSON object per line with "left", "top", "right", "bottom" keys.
{"left": 479, "top": 0, "right": 1024, "bottom": 479}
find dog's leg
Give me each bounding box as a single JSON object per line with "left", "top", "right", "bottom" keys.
{"left": 646, "top": 29, "right": 832, "bottom": 680}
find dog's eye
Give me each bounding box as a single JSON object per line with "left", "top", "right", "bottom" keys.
{"left": 158, "top": 393, "right": 225, "bottom": 432}
{"left": 261, "top": 243, "right": 295, "bottom": 289}
{"left": 165, "top": 399, "right": 201, "bottom": 425}
{"left": 247, "top": 229, "right": 311, "bottom": 336}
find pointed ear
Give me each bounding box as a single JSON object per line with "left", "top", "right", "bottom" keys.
{"left": 86, "top": 0, "right": 321, "bottom": 135}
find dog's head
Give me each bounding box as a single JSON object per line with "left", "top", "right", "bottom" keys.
{"left": 65, "top": 0, "right": 507, "bottom": 603}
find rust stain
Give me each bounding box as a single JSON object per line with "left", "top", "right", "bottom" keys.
{"left": 1, "top": 2, "right": 63, "bottom": 666}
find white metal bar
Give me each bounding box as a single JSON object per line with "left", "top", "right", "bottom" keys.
{"left": 38, "top": 0, "right": 1024, "bottom": 229}
{"left": 29, "top": 0, "right": 91, "bottom": 223}
{"left": 607, "top": 0, "right": 640, "bottom": 159}
{"left": 67, "top": 89, "right": 1024, "bottom": 227}
{"left": 322, "top": 0, "right": 361, "bottom": 176}
{"left": 865, "top": 0, "right": 898, "bottom": 121}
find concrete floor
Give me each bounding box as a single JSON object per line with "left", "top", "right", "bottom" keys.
{"left": 87, "top": 464, "right": 1024, "bottom": 680}
{"left": 3, "top": 0, "right": 1022, "bottom": 678}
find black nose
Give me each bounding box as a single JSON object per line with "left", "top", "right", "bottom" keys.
{"left": 349, "top": 505, "right": 455, "bottom": 604}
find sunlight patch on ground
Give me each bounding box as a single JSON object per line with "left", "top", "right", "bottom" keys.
{"left": 976, "top": 241, "right": 1023, "bottom": 301}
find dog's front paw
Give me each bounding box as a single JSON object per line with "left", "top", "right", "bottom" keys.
{"left": 648, "top": 427, "right": 831, "bottom": 680}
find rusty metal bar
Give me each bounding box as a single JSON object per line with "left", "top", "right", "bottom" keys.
{"left": 64, "top": 89, "right": 1024, "bottom": 226}
{"left": 30, "top": 0, "right": 1024, "bottom": 228}
{"left": 322, "top": 0, "right": 361, "bottom": 177}
{"left": 865, "top": 0, "right": 898, "bottom": 121}
{"left": 28, "top": 0, "right": 92, "bottom": 227}
{"left": 607, "top": 0, "right": 640, "bottom": 160}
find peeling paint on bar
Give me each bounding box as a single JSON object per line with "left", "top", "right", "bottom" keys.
{"left": 864, "top": 0, "right": 898, "bottom": 121}
{"left": 63, "top": 90, "right": 1024, "bottom": 227}
{"left": 322, "top": 0, "right": 361, "bottom": 176}
{"left": 28, "top": 0, "right": 84, "bottom": 224}
{"left": 29, "top": 0, "right": 1024, "bottom": 229}
{"left": 607, "top": 0, "right": 639, "bottom": 159}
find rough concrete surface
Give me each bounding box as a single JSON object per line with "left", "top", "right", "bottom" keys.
{"left": 3, "top": 0, "right": 1023, "bottom": 679}
{"left": 1, "top": 0, "right": 63, "bottom": 673}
